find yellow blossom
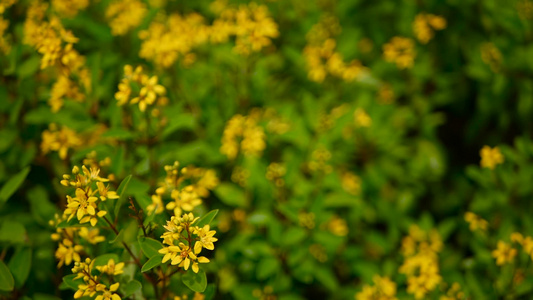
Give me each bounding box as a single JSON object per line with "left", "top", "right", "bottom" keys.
{"left": 106, "top": 0, "right": 147, "bottom": 36}
{"left": 464, "top": 212, "right": 488, "bottom": 231}
{"left": 383, "top": 37, "right": 416, "bottom": 69}
{"left": 55, "top": 239, "right": 83, "bottom": 267}
{"left": 413, "top": 13, "right": 446, "bottom": 44}
{"left": 96, "top": 259, "right": 125, "bottom": 276}
{"left": 480, "top": 145, "right": 504, "bottom": 169}
{"left": 492, "top": 241, "right": 517, "bottom": 266}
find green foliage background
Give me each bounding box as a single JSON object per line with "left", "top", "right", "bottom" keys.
{"left": 1, "top": 0, "right": 533, "bottom": 299}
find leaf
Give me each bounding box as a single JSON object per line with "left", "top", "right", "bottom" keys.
{"left": 0, "top": 260, "right": 14, "bottom": 291}
{"left": 122, "top": 280, "right": 142, "bottom": 298}
{"left": 101, "top": 128, "right": 134, "bottom": 140}
{"left": 0, "top": 220, "right": 26, "bottom": 244}
{"left": 314, "top": 266, "right": 339, "bottom": 291}
{"left": 62, "top": 274, "right": 83, "bottom": 291}
{"left": 182, "top": 269, "right": 207, "bottom": 293}
{"left": 196, "top": 209, "right": 219, "bottom": 227}
{"left": 16, "top": 55, "right": 40, "bottom": 79}
{"left": 257, "top": 257, "right": 279, "bottom": 280}
{"left": 0, "top": 166, "right": 30, "bottom": 205}
{"left": 8, "top": 247, "right": 31, "bottom": 288}
{"left": 93, "top": 254, "right": 120, "bottom": 267}
{"left": 281, "top": 227, "right": 307, "bottom": 246}
{"left": 113, "top": 175, "right": 132, "bottom": 218}
{"left": 138, "top": 236, "right": 163, "bottom": 258}
{"left": 141, "top": 255, "right": 162, "bottom": 272}
{"left": 214, "top": 183, "right": 247, "bottom": 207}
{"left": 109, "top": 230, "right": 124, "bottom": 244}
{"left": 161, "top": 115, "right": 196, "bottom": 138}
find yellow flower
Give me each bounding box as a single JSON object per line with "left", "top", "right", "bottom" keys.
{"left": 79, "top": 227, "right": 106, "bottom": 244}
{"left": 55, "top": 239, "right": 83, "bottom": 267}
{"left": 354, "top": 108, "right": 372, "bottom": 128}
{"left": 327, "top": 216, "right": 348, "bottom": 236}
{"left": 159, "top": 243, "right": 209, "bottom": 273}
{"left": 95, "top": 283, "right": 121, "bottom": 300}
{"left": 413, "top": 13, "right": 446, "bottom": 44}
{"left": 193, "top": 225, "right": 218, "bottom": 251}
{"left": 40, "top": 124, "right": 82, "bottom": 159}
{"left": 464, "top": 212, "right": 488, "bottom": 231}
{"left": 480, "top": 145, "right": 504, "bottom": 169}
{"left": 492, "top": 241, "right": 517, "bottom": 266}
{"left": 166, "top": 185, "right": 202, "bottom": 217}
{"left": 96, "top": 182, "right": 119, "bottom": 201}
{"left": 96, "top": 259, "right": 125, "bottom": 276}
{"left": 383, "top": 37, "right": 416, "bottom": 69}
{"left": 106, "top": 0, "right": 147, "bottom": 36}
{"left": 355, "top": 275, "right": 397, "bottom": 300}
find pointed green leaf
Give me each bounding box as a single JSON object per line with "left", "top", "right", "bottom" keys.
{"left": 114, "top": 175, "right": 132, "bottom": 218}
{"left": 109, "top": 229, "right": 124, "bottom": 244}
{"left": 141, "top": 255, "right": 162, "bottom": 272}
{"left": 182, "top": 269, "right": 207, "bottom": 293}
{"left": 62, "top": 274, "right": 83, "bottom": 291}
{"left": 138, "top": 236, "right": 163, "bottom": 258}
{"left": 93, "top": 254, "right": 120, "bottom": 267}
{"left": 8, "top": 247, "right": 31, "bottom": 288}
{"left": 214, "top": 183, "right": 246, "bottom": 207}
{"left": 0, "top": 166, "right": 30, "bottom": 205}
{"left": 0, "top": 260, "right": 14, "bottom": 291}
{"left": 196, "top": 209, "right": 219, "bottom": 227}
{"left": 122, "top": 280, "right": 142, "bottom": 298}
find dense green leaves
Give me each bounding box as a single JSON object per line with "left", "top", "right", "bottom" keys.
{"left": 138, "top": 236, "right": 163, "bottom": 258}
{"left": 113, "top": 174, "right": 132, "bottom": 218}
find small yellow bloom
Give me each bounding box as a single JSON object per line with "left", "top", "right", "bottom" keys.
{"left": 464, "top": 212, "right": 489, "bottom": 231}
{"left": 96, "top": 259, "right": 125, "bottom": 276}
{"left": 480, "top": 145, "right": 504, "bottom": 169}
{"left": 492, "top": 241, "right": 517, "bottom": 266}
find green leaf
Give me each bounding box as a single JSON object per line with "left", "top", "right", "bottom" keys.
{"left": 141, "top": 255, "right": 162, "bottom": 272}
{"left": 257, "top": 257, "right": 279, "bottom": 280}
{"left": 314, "top": 266, "right": 339, "bottom": 291}
{"left": 8, "top": 247, "right": 31, "bottom": 288}
{"left": 0, "top": 220, "right": 26, "bottom": 244}
{"left": 196, "top": 209, "right": 219, "bottom": 227}
{"left": 138, "top": 236, "right": 163, "bottom": 258}
{"left": 162, "top": 115, "right": 196, "bottom": 138}
{"left": 0, "top": 166, "right": 30, "bottom": 204}
{"left": 122, "top": 280, "right": 142, "bottom": 298}
{"left": 0, "top": 260, "right": 14, "bottom": 291}
{"left": 113, "top": 175, "right": 132, "bottom": 218}
{"left": 214, "top": 183, "right": 247, "bottom": 207}
{"left": 109, "top": 230, "right": 124, "bottom": 244}
{"left": 281, "top": 227, "right": 307, "bottom": 246}
{"left": 101, "top": 128, "right": 134, "bottom": 140}
{"left": 62, "top": 274, "right": 83, "bottom": 291}
{"left": 32, "top": 294, "right": 62, "bottom": 300}
{"left": 93, "top": 253, "right": 120, "bottom": 267}
{"left": 182, "top": 269, "right": 207, "bottom": 293}
{"left": 16, "top": 55, "right": 40, "bottom": 79}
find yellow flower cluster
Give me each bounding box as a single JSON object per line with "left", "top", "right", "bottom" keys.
{"left": 96, "top": 259, "right": 125, "bottom": 276}
{"left": 138, "top": 2, "right": 278, "bottom": 68}
{"left": 72, "top": 258, "right": 122, "bottom": 300}
{"left": 61, "top": 165, "right": 119, "bottom": 226}
{"left": 304, "top": 15, "right": 367, "bottom": 83}
{"left": 464, "top": 212, "right": 488, "bottom": 231}
{"left": 220, "top": 111, "right": 266, "bottom": 160}
{"left": 355, "top": 275, "right": 397, "bottom": 300}
{"left": 298, "top": 211, "right": 315, "bottom": 229}
{"left": 106, "top": 0, "right": 147, "bottom": 36}
{"left": 510, "top": 232, "right": 533, "bottom": 259}
{"left": 479, "top": 145, "right": 504, "bottom": 169}
{"left": 480, "top": 43, "right": 502, "bottom": 73}
{"left": 51, "top": 215, "right": 106, "bottom": 267}
{"left": 218, "top": 2, "right": 279, "bottom": 56}
{"left": 439, "top": 283, "right": 465, "bottom": 300}
{"left": 158, "top": 213, "right": 217, "bottom": 273}
{"left": 308, "top": 147, "right": 333, "bottom": 174}
{"left": 115, "top": 65, "right": 168, "bottom": 112}
{"left": 341, "top": 171, "right": 361, "bottom": 196}
{"left": 399, "top": 225, "right": 442, "bottom": 299}
{"left": 383, "top": 37, "right": 416, "bottom": 69}
{"left": 0, "top": 0, "right": 15, "bottom": 53}
{"left": 354, "top": 108, "right": 372, "bottom": 128}
{"left": 326, "top": 215, "right": 348, "bottom": 236}
{"left": 517, "top": 0, "right": 533, "bottom": 20}
{"left": 231, "top": 166, "right": 250, "bottom": 187}
{"left": 413, "top": 13, "right": 447, "bottom": 44}
{"left": 309, "top": 243, "right": 327, "bottom": 262}
{"left": 51, "top": 0, "right": 89, "bottom": 18}
{"left": 492, "top": 240, "right": 517, "bottom": 266}
{"left": 377, "top": 83, "right": 395, "bottom": 104}
{"left": 148, "top": 162, "right": 218, "bottom": 216}
{"left": 266, "top": 162, "right": 286, "bottom": 187}
{"left": 139, "top": 13, "right": 210, "bottom": 68}
{"left": 24, "top": 1, "right": 90, "bottom": 111}
{"left": 41, "top": 123, "right": 82, "bottom": 159}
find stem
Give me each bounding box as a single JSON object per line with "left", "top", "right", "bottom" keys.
{"left": 102, "top": 216, "right": 160, "bottom": 299}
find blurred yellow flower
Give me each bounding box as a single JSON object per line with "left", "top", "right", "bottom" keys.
{"left": 492, "top": 241, "right": 517, "bottom": 266}
{"left": 480, "top": 145, "right": 504, "bottom": 169}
